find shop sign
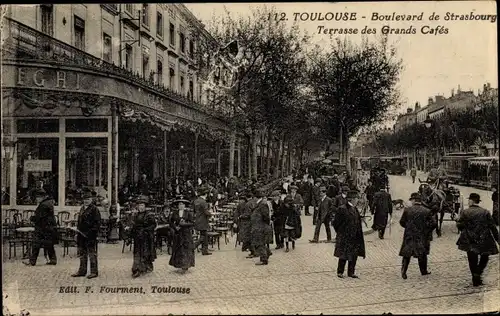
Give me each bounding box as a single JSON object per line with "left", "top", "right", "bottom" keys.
{"left": 24, "top": 160, "right": 52, "bottom": 172}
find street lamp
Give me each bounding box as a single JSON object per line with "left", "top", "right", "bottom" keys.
{"left": 1, "top": 138, "right": 18, "bottom": 161}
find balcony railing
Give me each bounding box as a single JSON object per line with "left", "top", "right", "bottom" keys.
{"left": 2, "top": 17, "right": 208, "bottom": 114}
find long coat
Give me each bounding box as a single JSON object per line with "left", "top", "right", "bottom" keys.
{"left": 131, "top": 210, "right": 157, "bottom": 272}
{"left": 193, "top": 197, "right": 211, "bottom": 231}
{"left": 333, "top": 204, "right": 366, "bottom": 261}
{"left": 250, "top": 199, "right": 272, "bottom": 247}
{"left": 371, "top": 191, "right": 393, "bottom": 230}
{"left": 271, "top": 200, "right": 285, "bottom": 237}
{"left": 326, "top": 181, "right": 340, "bottom": 199}
{"left": 456, "top": 205, "right": 499, "bottom": 255}
{"left": 311, "top": 185, "right": 321, "bottom": 208}
{"left": 333, "top": 194, "right": 348, "bottom": 214}
{"left": 300, "top": 182, "right": 314, "bottom": 206}
{"left": 316, "top": 196, "right": 334, "bottom": 223}
{"left": 399, "top": 203, "right": 436, "bottom": 257}
{"left": 364, "top": 185, "right": 376, "bottom": 206}
{"left": 234, "top": 200, "right": 252, "bottom": 243}
{"left": 169, "top": 209, "right": 195, "bottom": 269}
{"left": 76, "top": 203, "right": 101, "bottom": 248}
{"left": 283, "top": 203, "right": 302, "bottom": 239}
{"left": 31, "top": 197, "right": 58, "bottom": 246}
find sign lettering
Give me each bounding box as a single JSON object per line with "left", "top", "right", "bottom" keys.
{"left": 24, "top": 160, "right": 52, "bottom": 172}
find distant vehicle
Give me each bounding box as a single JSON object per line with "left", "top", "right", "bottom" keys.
{"left": 441, "top": 152, "right": 479, "bottom": 184}
{"left": 466, "top": 156, "right": 499, "bottom": 189}
{"left": 370, "top": 156, "right": 406, "bottom": 175}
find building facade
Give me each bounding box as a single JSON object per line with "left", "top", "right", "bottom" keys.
{"left": 1, "top": 4, "right": 246, "bottom": 214}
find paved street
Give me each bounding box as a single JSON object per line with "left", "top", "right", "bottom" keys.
{"left": 3, "top": 174, "right": 498, "bottom": 315}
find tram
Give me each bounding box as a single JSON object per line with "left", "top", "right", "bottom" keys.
{"left": 466, "top": 156, "right": 499, "bottom": 189}
{"left": 373, "top": 156, "right": 406, "bottom": 175}
{"left": 441, "top": 152, "right": 479, "bottom": 185}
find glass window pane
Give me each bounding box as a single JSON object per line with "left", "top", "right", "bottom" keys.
{"left": 16, "top": 138, "right": 59, "bottom": 205}
{"left": 66, "top": 119, "right": 108, "bottom": 133}
{"left": 17, "top": 119, "right": 59, "bottom": 133}
{"left": 2, "top": 155, "right": 11, "bottom": 205}
{"left": 65, "top": 138, "right": 108, "bottom": 206}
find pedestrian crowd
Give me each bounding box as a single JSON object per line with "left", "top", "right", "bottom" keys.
{"left": 21, "top": 169, "right": 499, "bottom": 288}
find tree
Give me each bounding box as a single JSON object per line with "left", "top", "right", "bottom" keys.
{"left": 308, "top": 36, "right": 403, "bottom": 172}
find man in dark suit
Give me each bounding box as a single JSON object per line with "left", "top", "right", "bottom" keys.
{"left": 23, "top": 189, "right": 58, "bottom": 266}
{"left": 456, "top": 193, "right": 499, "bottom": 286}
{"left": 399, "top": 192, "right": 436, "bottom": 279}
{"left": 326, "top": 176, "right": 340, "bottom": 199}
{"left": 311, "top": 178, "right": 323, "bottom": 225}
{"left": 71, "top": 191, "right": 101, "bottom": 278}
{"left": 310, "top": 186, "right": 333, "bottom": 243}
{"left": 371, "top": 188, "right": 393, "bottom": 239}
{"left": 300, "top": 176, "right": 314, "bottom": 216}
{"left": 193, "top": 186, "right": 213, "bottom": 255}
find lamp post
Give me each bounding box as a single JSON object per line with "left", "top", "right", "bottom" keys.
{"left": 423, "top": 116, "right": 433, "bottom": 171}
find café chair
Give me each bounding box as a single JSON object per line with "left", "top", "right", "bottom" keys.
{"left": 8, "top": 229, "right": 32, "bottom": 259}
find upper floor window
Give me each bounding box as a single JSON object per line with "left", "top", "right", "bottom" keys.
{"left": 125, "top": 45, "right": 133, "bottom": 70}
{"left": 180, "top": 33, "right": 186, "bottom": 53}
{"left": 102, "top": 33, "right": 112, "bottom": 62}
{"left": 169, "top": 23, "right": 175, "bottom": 46}
{"left": 189, "top": 40, "right": 194, "bottom": 59}
{"left": 189, "top": 80, "right": 194, "bottom": 100}
{"left": 142, "top": 4, "right": 150, "bottom": 27}
{"left": 157, "top": 60, "right": 163, "bottom": 86}
{"left": 74, "top": 16, "right": 85, "bottom": 51}
{"left": 156, "top": 12, "right": 163, "bottom": 37}
{"left": 124, "top": 4, "right": 133, "bottom": 14}
{"left": 180, "top": 75, "right": 185, "bottom": 93}
{"left": 169, "top": 67, "right": 175, "bottom": 90}
{"left": 40, "top": 4, "right": 53, "bottom": 36}
{"left": 142, "top": 53, "right": 149, "bottom": 79}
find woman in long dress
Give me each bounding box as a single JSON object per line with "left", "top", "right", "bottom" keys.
{"left": 282, "top": 196, "right": 302, "bottom": 252}
{"left": 128, "top": 195, "right": 157, "bottom": 278}
{"left": 169, "top": 199, "right": 195, "bottom": 272}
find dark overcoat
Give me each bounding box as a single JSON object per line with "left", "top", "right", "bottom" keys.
{"left": 333, "top": 204, "right": 366, "bottom": 261}
{"left": 31, "top": 197, "right": 58, "bottom": 246}
{"left": 283, "top": 204, "right": 302, "bottom": 239}
{"left": 364, "top": 185, "right": 376, "bottom": 205}
{"left": 300, "top": 182, "right": 314, "bottom": 206}
{"left": 326, "top": 182, "right": 340, "bottom": 199}
{"left": 76, "top": 203, "right": 101, "bottom": 248}
{"left": 271, "top": 200, "right": 285, "bottom": 238}
{"left": 193, "top": 197, "right": 211, "bottom": 231}
{"left": 169, "top": 209, "right": 195, "bottom": 269}
{"left": 399, "top": 203, "right": 436, "bottom": 257}
{"left": 333, "top": 194, "right": 348, "bottom": 213}
{"left": 316, "top": 196, "right": 334, "bottom": 223}
{"left": 311, "top": 185, "right": 321, "bottom": 208}
{"left": 371, "top": 191, "right": 393, "bottom": 230}
{"left": 131, "top": 210, "right": 157, "bottom": 272}
{"left": 234, "top": 200, "right": 252, "bottom": 243}
{"left": 492, "top": 191, "right": 498, "bottom": 226}
{"left": 250, "top": 199, "right": 272, "bottom": 247}
{"left": 456, "top": 205, "right": 499, "bottom": 255}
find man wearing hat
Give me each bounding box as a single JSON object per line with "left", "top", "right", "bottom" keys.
{"left": 332, "top": 190, "right": 366, "bottom": 278}
{"left": 371, "top": 187, "right": 393, "bottom": 239}
{"left": 456, "top": 193, "right": 499, "bottom": 287}
{"left": 71, "top": 191, "right": 102, "bottom": 278}
{"left": 23, "top": 189, "right": 58, "bottom": 266}
{"left": 233, "top": 192, "right": 253, "bottom": 253}
{"left": 270, "top": 190, "right": 285, "bottom": 249}
{"left": 309, "top": 186, "right": 334, "bottom": 243}
{"left": 193, "top": 185, "right": 212, "bottom": 255}
{"left": 300, "top": 176, "right": 314, "bottom": 216}
{"left": 250, "top": 189, "right": 272, "bottom": 265}
{"left": 326, "top": 176, "right": 340, "bottom": 199}
{"left": 311, "top": 178, "right": 323, "bottom": 225}
{"left": 287, "top": 185, "right": 304, "bottom": 215}
{"left": 399, "top": 193, "right": 436, "bottom": 280}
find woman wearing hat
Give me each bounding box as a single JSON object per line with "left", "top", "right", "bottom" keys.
{"left": 127, "top": 195, "right": 157, "bottom": 278}
{"left": 169, "top": 198, "right": 195, "bottom": 272}
{"left": 282, "top": 196, "right": 302, "bottom": 252}
{"left": 287, "top": 185, "right": 304, "bottom": 216}
{"left": 456, "top": 193, "right": 499, "bottom": 287}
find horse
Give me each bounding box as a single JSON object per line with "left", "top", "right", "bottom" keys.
{"left": 418, "top": 179, "right": 448, "bottom": 237}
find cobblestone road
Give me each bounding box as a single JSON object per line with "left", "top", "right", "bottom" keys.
{"left": 3, "top": 174, "right": 498, "bottom": 315}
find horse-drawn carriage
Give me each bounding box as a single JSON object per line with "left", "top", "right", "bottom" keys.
{"left": 418, "top": 177, "right": 464, "bottom": 236}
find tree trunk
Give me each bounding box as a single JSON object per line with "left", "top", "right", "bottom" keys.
{"left": 345, "top": 136, "right": 351, "bottom": 175}
{"left": 251, "top": 131, "right": 258, "bottom": 179}
{"left": 247, "top": 136, "right": 252, "bottom": 179}
{"left": 286, "top": 141, "right": 292, "bottom": 175}
{"left": 274, "top": 137, "right": 283, "bottom": 178}
{"left": 265, "top": 129, "right": 272, "bottom": 176}
{"left": 228, "top": 130, "right": 236, "bottom": 178}
{"left": 280, "top": 136, "right": 286, "bottom": 177}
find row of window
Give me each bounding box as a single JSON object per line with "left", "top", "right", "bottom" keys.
{"left": 40, "top": 5, "right": 197, "bottom": 100}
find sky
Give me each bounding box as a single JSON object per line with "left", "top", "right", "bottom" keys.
{"left": 185, "top": 1, "right": 497, "bottom": 115}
